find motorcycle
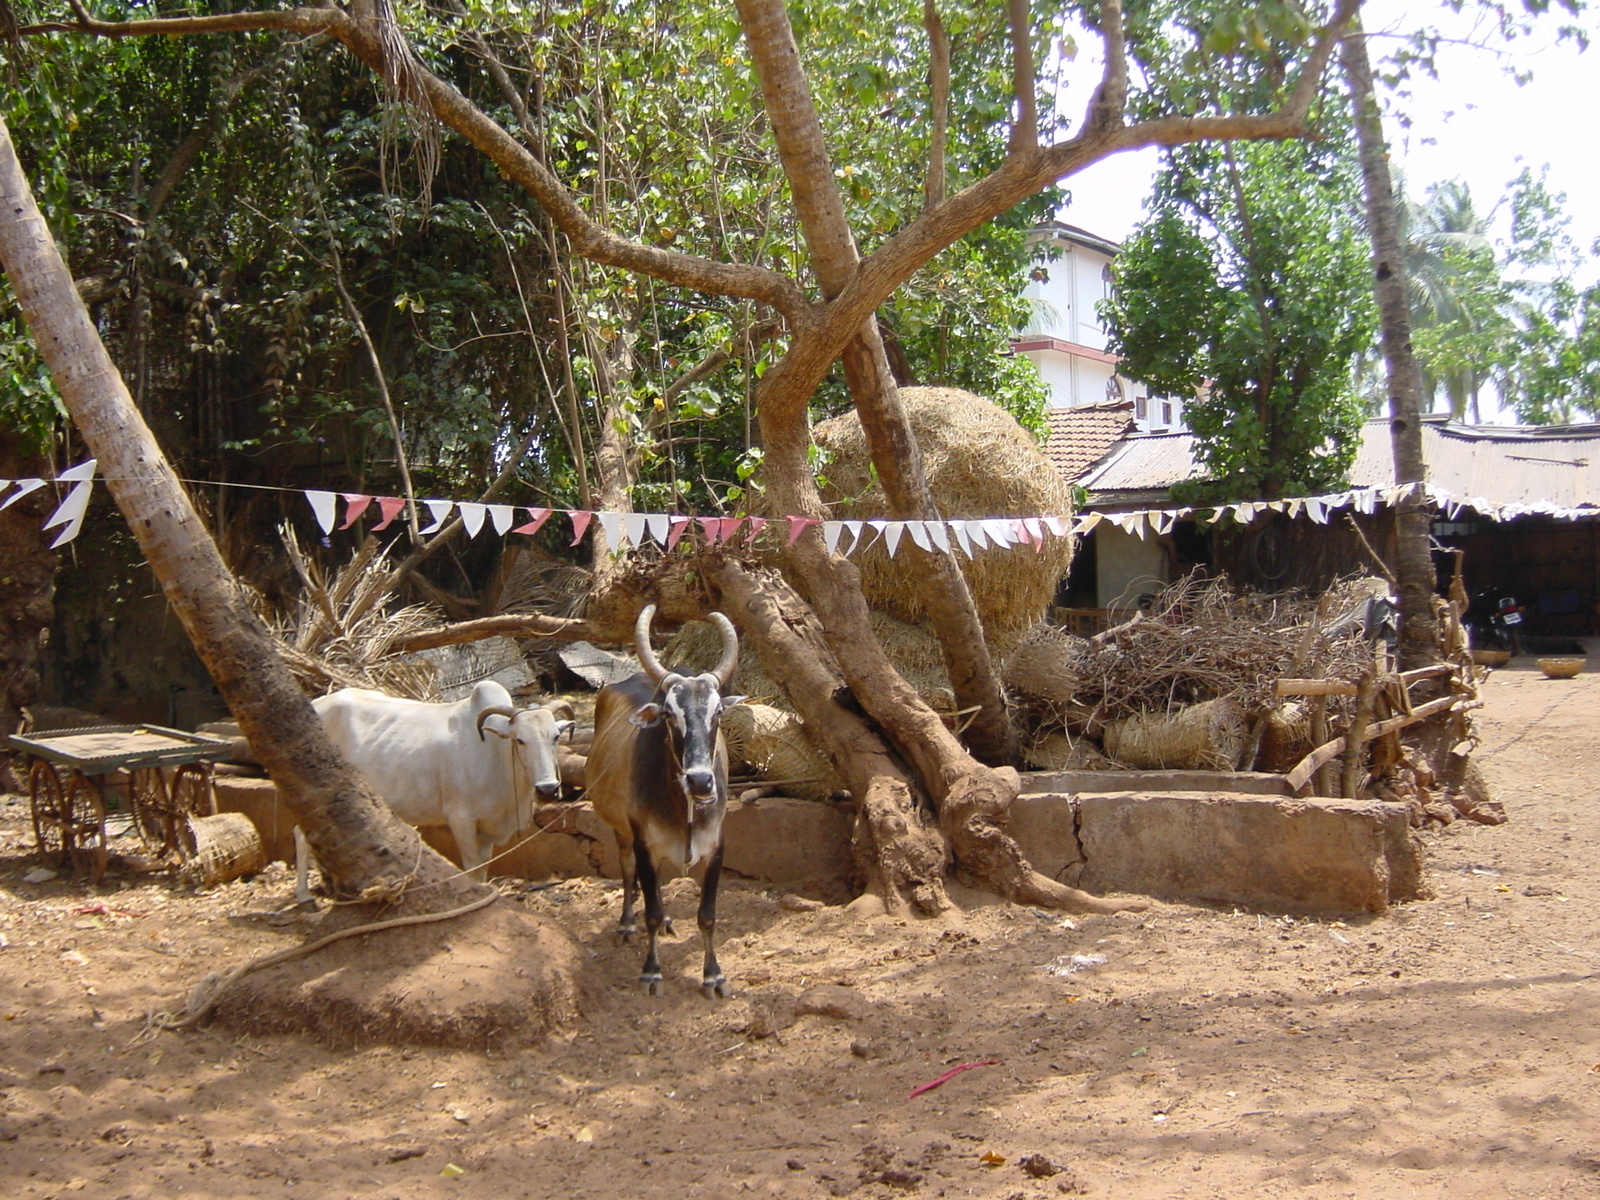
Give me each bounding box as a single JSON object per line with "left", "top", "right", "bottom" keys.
{"left": 1467, "top": 591, "right": 1527, "bottom": 655}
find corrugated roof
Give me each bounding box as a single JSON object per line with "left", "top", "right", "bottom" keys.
{"left": 1077, "top": 417, "right": 1600, "bottom": 511}
{"left": 1042, "top": 402, "right": 1136, "bottom": 481}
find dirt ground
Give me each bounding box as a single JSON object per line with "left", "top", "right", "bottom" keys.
{"left": 2, "top": 658, "right": 1599, "bottom": 1200}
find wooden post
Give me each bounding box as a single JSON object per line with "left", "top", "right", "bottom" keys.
{"left": 1340, "top": 669, "right": 1379, "bottom": 798}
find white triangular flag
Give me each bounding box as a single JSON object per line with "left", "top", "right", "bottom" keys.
{"left": 822, "top": 521, "right": 846, "bottom": 555}
{"left": 926, "top": 520, "right": 951, "bottom": 553}
{"left": 418, "top": 499, "right": 454, "bottom": 534}
{"left": 623, "top": 513, "right": 649, "bottom": 547}
{"left": 596, "top": 510, "right": 626, "bottom": 548}
{"left": 646, "top": 514, "right": 670, "bottom": 545}
{"left": 881, "top": 521, "right": 905, "bottom": 557}
{"left": 305, "top": 490, "right": 338, "bottom": 533}
{"left": 488, "top": 504, "right": 516, "bottom": 535}
{"left": 842, "top": 520, "right": 864, "bottom": 555}
{"left": 905, "top": 520, "right": 933, "bottom": 553}
{"left": 965, "top": 520, "right": 991, "bottom": 550}
{"left": 949, "top": 521, "right": 975, "bottom": 557}
{"left": 1304, "top": 497, "right": 1327, "bottom": 524}
{"left": 457, "top": 502, "right": 488, "bottom": 538}
{"left": 45, "top": 487, "right": 92, "bottom": 547}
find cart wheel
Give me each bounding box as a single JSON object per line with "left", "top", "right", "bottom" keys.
{"left": 29, "top": 759, "right": 68, "bottom": 868}
{"left": 169, "top": 764, "right": 214, "bottom": 859}
{"left": 64, "top": 775, "right": 109, "bottom": 884}
{"left": 131, "top": 768, "right": 179, "bottom": 856}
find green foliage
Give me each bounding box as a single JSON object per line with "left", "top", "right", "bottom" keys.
{"left": 1104, "top": 135, "right": 1375, "bottom": 501}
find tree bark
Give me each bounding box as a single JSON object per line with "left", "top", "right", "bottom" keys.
{"left": 0, "top": 111, "right": 479, "bottom": 914}
{"left": 1342, "top": 18, "right": 1440, "bottom": 670}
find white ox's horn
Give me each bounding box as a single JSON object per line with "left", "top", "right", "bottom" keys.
{"left": 475, "top": 705, "right": 517, "bottom": 740}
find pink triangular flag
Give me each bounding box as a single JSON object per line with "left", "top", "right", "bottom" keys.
{"left": 513, "top": 507, "right": 553, "bottom": 535}
{"left": 567, "top": 510, "right": 593, "bottom": 546}
{"left": 718, "top": 517, "right": 744, "bottom": 544}
{"left": 786, "top": 515, "right": 819, "bottom": 545}
{"left": 666, "top": 515, "right": 694, "bottom": 551}
{"left": 339, "top": 494, "right": 373, "bottom": 530}
{"left": 743, "top": 516, "right": 767, "bottom": 545}
{"left": 371, "top": 497, "right": 407, "bottom": 530}
{"left": 698, "top": 516, "right": 721, "bottom": 544}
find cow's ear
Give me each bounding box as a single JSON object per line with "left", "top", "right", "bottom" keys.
{"left": 720, "top": 694, "right": 748, "bottom": 710}
{"left": 630, "top": 703, "right": 665, "bottom": 728}
{"left": 480, "top": 720, "right": 512, "bottom": 741}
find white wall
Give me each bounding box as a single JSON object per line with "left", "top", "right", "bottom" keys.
{"left": 1096, "top": 525, "right": 1169, "bottom": 609}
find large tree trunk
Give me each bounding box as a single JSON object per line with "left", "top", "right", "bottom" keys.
{"left": 734, "top": 0, "right": 1016, "bottom": 769}
{"left": 1342, "top": 17, "right": 1440, "bottom": 670}
{"left": 0, "top": 112, "right": 476, "bottom": 915}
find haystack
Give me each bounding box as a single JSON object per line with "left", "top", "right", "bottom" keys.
{"left": 664, "top": 610, "right": 951, "bottom": 707}
{"left": 812, "top": 386, "right": 1074, "bottom": 658}
{"left": 722, "top": 704, "right": 840, "bottom": 802}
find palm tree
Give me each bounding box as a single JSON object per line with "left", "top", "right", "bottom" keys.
{"left": 1399, "top": 179, "right": 1502, "bottom": 421}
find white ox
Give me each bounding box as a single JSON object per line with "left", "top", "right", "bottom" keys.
{"left": 294, "top": 680, "right": 574, "bottom": 904}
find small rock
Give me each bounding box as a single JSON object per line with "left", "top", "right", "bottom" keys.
{"left": 850, "top": 1038, "right": 877, "bottom": 1059}
{"left": 795, "top": 984, "right": 873, "bottom": 1022}
{"left": 22, "top": 867, "right": 56, "bottom": 885}
{"left": 779, "top": 893, "right": 824, "bottom": 912}
{"left": 1020, "top": 1153, "right": 1059, "bottom": 1177}
{"left": 387, "top": 1146, "right": 427, "bottom": 1163}
{"left": 1523, "top": 885, "right": 1560, "bottom": 897}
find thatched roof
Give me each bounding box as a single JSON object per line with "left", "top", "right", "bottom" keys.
{"left": 812, "top": 386, "right": 1075, "bottom": 656}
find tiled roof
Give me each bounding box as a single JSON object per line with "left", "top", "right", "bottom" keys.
{"left": 1074, "top": 416, "right": 1600, "bottom": 510}
{"left": 1042, "top": 402, "right": 1136, "bottom": 482}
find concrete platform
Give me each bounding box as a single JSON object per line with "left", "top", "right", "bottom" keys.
{"left": 212, "top": 772, "right": 1423, "bottom": 916}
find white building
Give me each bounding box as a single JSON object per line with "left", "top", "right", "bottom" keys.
{"left": 1013, "top": 221, "right": 1185, "bottom": 433}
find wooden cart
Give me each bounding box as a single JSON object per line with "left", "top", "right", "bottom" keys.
{"left": 7, "top": 724, "right": 231, "bottom": 883}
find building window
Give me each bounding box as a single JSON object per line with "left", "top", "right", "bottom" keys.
{"left": 1134, "top": 393, "right": 1148, "bottom": 421}
{"left": 1161, "top": 398, "right": 1174, "bottom": 426}
{"left": 1105, "top": 376, "right": 1125, "bottom": 403}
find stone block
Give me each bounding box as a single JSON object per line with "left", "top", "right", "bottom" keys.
{"left": 1069, "top": 790, "right": 1422, "bottom": 915}
{"left": 723, "top": 797, "right": 854, "bottom": 895}
{"left": 1006, "top": 792, "right": 1084, "bottom": 883}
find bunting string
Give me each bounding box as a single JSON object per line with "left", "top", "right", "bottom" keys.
{"left": 11, "top": 464, "right": 1600, "bottom": 555}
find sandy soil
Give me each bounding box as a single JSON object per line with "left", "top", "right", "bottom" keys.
{"left": 2, "top": 658, "right": 1599, "bottom": 1200}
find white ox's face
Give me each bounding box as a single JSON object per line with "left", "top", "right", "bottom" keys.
{"left": 482, "top": 707, "right": 573, "bottom": 800}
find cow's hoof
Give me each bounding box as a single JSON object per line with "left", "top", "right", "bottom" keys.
{"left": 660, "top": 916, "right": 677, "bottom": 938}
{"left": 617, "top": 922, "right": 636, "bottom": 943}
{"left": 641, "top": 974, "right": 663, "bottom": 997}
{"left": 701, "top": 976, "right": 728, "bottom": 1000}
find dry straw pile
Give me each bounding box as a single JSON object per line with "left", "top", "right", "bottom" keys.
{"left": 1005, "top": 574, "right": 1382, "bottom": 771}
{"left": 812, "top": 386, "right": 1074, "bottom": 659}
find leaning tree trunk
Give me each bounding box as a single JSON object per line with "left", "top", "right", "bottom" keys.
{"left": 0, "top": 111, "right": 477, "bottom": 915}
{"left": 1343, "top": 16, "right": 1440, "bottom": 670}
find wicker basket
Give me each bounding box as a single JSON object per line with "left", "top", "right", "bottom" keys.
{"left": 1471, "top": 649, "right": 1512, "bottom": 667}
{"left": 1537, "top": 656, "right": 1585, "bottom": 680}
{"left": 178, "top": 812, "right": 266, "bottom": 885}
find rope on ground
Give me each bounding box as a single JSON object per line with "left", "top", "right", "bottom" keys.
{"left": 134, "top": 888, "right": 500, "bottom": 1044}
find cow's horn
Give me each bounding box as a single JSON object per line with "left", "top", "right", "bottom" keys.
{"left": 541, "top": 697, "right": 576, "bottom": 722}
{"left": 635, "top": 604, "right": 670, "bottom": 685}
{"left": 709, "top": 611, "right": 740, "bottom": 688}
{"left": 476, "top": 705, "right": 517, "bottom": 739}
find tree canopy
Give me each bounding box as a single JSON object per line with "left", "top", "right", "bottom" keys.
{"left": 1103, "top": 133, "right": 1375, "bottom": 502}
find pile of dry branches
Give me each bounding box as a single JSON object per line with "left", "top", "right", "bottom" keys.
{"left": 254, "top": 527, "right": 443, "bottom": 698}
{"left": 1005, "top": 574, "right": 1387, "bottom": 769}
